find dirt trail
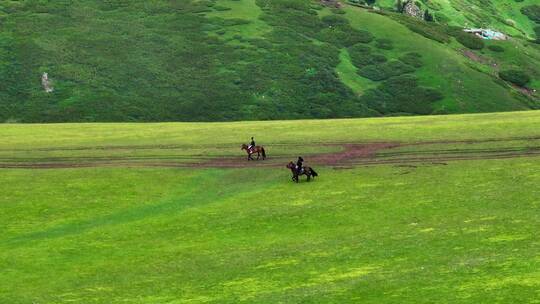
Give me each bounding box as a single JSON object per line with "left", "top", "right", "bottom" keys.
{"left": 0, "top": 137, "right": 539, "bottom": 169}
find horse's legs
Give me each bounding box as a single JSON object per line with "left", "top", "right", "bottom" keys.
{"left": 257, "top": 152, "right": 260, "bottom": 160}
{"left": 307, "top": 174, "right": 311, "bottom": 182}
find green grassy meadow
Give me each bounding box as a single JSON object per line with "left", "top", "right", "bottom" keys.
{"left": 1, "top": 111, "right": 540, "bottom": 303}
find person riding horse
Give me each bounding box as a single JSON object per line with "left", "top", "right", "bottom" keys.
{"left": 296, "top": 156, "right": 304, "bottom": 175}
{"left": 248, "top": 137, "right": 255, "bottom": 153}
{"left": 286, "top": 157, "right": 317, "bottom": 182}
{"left": 241, "top": 139, "right": 266, "bottom": 161}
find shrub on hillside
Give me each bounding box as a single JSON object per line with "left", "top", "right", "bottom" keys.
{"left": 247, "top": 38, "right": 273, "bottom": 49}
{"left": 213, "top": 5, "right": 231, "bottom": 11}
{"left": 353, "top": 53, "right": 388, "bottom": 67}
{"left": 375, "top": 38, "right": 394, "bottom": 50}
{"left": 455, "top": 32, "right": 485, "bottom": 50}
{"left": 435, "top": 12, "right": 450, "bottom": 24}
{"left": 348, "top": 28, "right": 374, "bottom": 44}
{"left": 424, "top": 9, "right": 434, "bottom": 22}
{"left": 423, "top": 0, "right": 443, "bottom": 10}
{"left": 391, "top": 15, "right": 450, "bottom": 43}
{"left": 259, "top": 7, "right": 323, "bottom": 37}
{"left": 521, "top": 5, "right": 540, "bottom": 23}
{"left": 399, "top": 52, "right": 423, "bottom": 68}
{"left": 358, "top": 65, "right": 390, "bottom": 81}
{"left": 318, "top": 26, "right": 373, "bottom": 47}
{"left": 348, "top": 44, "right": 388, "bottom": 67}
{"left": 488, "top": 45, "right": 504, "bottom": 52}
{"left": 348, "top": 43, "right": 372, "bottom": 54}
{"left": 360, "top": 74, "right": 443, "bottom": 114}
{"left": 499, "top": 69, "right": 531, "bottom": 87}
{"left": 358, "top": 60, "right": 415, "bottom": 81}
{"left": 321, "top": 15, "right": 349, "bottom": 26}
{"left": 221, "top": 18, "right": 251, "bottom": 26}
{"left": 331, "top": 8, "right": 346, "bottom": 14}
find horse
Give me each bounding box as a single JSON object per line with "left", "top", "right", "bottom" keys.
{"left": 241, "top": 144, "right": 266, "bottom": 161}
{"left": 286, "top": 161, "right": 318, "bottom": 183}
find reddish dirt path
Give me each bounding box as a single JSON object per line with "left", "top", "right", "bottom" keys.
{"left": 0, "top": 143, "right": 398, "bottom": 169}
{"left": 193, "top": 142, "right": 400, "bottom": 168}
{"left": 1, "top": 138, "right": 539, "bottom": 169}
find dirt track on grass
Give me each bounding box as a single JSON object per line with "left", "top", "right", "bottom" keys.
{"left": 1, "top": 136, "right": 539, "bottom": 169}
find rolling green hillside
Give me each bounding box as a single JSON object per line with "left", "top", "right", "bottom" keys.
{"left": 0, "top": 0, "right": 539, "bottom": 122}
{"left": 1, "top": 111, "right": 540, "bottom": 303}
{"left": 377, "top": 0, "right": 539, "bottom": 38}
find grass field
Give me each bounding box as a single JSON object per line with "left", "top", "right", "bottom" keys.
{"left": 1, "top": 111, "right": 540, "bottom": 303}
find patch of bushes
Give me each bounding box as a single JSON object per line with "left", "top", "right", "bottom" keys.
{"left": 423, "top": 9, "right": 434, "bottom": 22}
{"left": 435, "top": 12, "right": 449, "bottom": 24}
{"left": 487, "top": 45, "right": 504, "bottom": 52}
{"left": 221, "top": 18, "right": 251, "bottom": 26}
{"left": 331, "top": 8, "right": 346, "bottom": 14}
{"left": 451, "top": 30, "right": 485, "bottom": 50}
{"left": 318, "top": 26, "right": 374, "bottom": 47}
{"left": 375, "top": 38, "right": 393, "bottom": 50}
{"left": 360, "top": 74, "right": 443, "bottom": 115}
{"left": 521, "top": 5, "right": 540, "bottom": 23}
{"left": 321, "top": 15, "right": 349, "bottom": 26}
{"left": 399, "top": 52, "right": 423, "bottom": 68}
{"left": 499, "top": 69, "right": 531, "bottom": 87}
{"left": 347, "top": 44, "right": 388, "bottom": 67}
{"left": 213, "top": 5, "right": 231, "bottom": 11}
{"left": 246, "top": 38, "right": 273, "bottom": 49}
{"left": 259, "top": 5, "right": 323, "bottom": 37}
{"left": 391, "top": 15, "right": 450, "bottom": 43}
{"left": 358, "top": 60, "right": 415, "bottom": 81}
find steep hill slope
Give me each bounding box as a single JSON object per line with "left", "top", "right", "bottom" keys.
{"left": 378, "top": 0, "right": 539, "bottom": 38}
{"left": 0, "top": 0, "right": 539, "bottom": 122}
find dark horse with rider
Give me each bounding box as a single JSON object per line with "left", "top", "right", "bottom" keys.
{"left": 286, "top": 156, "right": 318, "bottom": 183}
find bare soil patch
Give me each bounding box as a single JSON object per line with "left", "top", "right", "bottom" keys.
{"left": 1, "top": 137, "right": 539, "bottom": 169}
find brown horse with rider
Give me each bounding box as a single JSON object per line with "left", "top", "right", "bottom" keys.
{"left": 241, "top": 137, "right": 266, "bottom": 161}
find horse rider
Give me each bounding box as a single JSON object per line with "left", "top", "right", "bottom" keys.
{"left": 248, "top": 137, "right": 255, "bottom": 153}
{"left": 296, "top": 156, "right": 304, "bottom": 175}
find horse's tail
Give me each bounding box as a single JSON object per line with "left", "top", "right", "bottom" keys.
{"left": 310, "top": 167, "right": 318, "bottom": 177}
{"left": 261, "top": 147, "right": 266, "bottom": 159}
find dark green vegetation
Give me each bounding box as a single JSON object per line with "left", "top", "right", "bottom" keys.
{"left": 521, "top": 5, "right": 540, "bottom": 23}
{"left": 499, "top": 69, "right": 531, "bottom": 87}
{"left": 0, "top": 0, "right": 539, "bottom": 122}
{"left": 488, "top": 45, "right": 505, "bottom": 52}
{"left": 1, "top": 111, "right": 540, "bottom": 303}
{"left": 453, "top": 30, "right": 485, "bottom": 50}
